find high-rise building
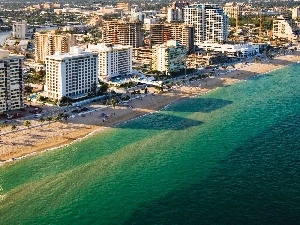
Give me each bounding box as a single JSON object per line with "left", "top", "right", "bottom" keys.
{"left": 0, "top": 50, "right": 24, "bottom": 113}
{"left": 273, "top": 15, "right": 299, "bottom": 43}
{"left": 102, "top": 20, "right": 144, "bottom": 48}
{"left": 184, "top": 4, "right": 228, "bottom": 45}
{"left": 167, "top": 1, "right": 189, "bottom": 23}
{"left": 45, "top": 47, "right": 98, "bottom": 100}
{"left": 12, "top": 20, "right": 28, "bottom": 39}
{"left": 149, "top": 24, "right": 170, "bottom": 47}
{"left": 223, "top": 2, "right": 242, "bottom": 19}
{"left": 34, "top": 30, "right": 77, "bottom": 63}
{"left": 292, "top": 6, "right": 300, "bottom": 20}
{"left": 169, "top": 24, "right": 195, "bottom": 54}
{"left": 149, "top": 23, "right": 195, "bottom": 53}
{"left": 151, "top": 40, "right": 186, "bottom": 75}
{"left": 87, "top": 43, "right": 132, "bottom": 79}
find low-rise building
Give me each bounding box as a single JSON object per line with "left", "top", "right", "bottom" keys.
{"left": 151, "top": 40, "right": 186, "bottom": 75}
{"left": 45, "top": 47, "right": 98, "bottom": 100}
{"left": 198, "top": 42, "right": 259, "bottom": 58}
{"left": 0, "top": 50, "right": 24, "bottom": 113}
{"left": 87, "top": 43, "right": 132, "bottom": 79}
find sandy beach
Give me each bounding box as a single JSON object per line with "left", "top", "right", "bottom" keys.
{"left": 1, "top": 51, "right": 300, "bottom": 163}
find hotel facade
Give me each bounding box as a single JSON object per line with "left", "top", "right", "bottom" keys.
{"left": 87, "top": 43, "right": 132, "bottom": 79}
{"left": 45, "top": 47, "right": 98, "bottom": 100}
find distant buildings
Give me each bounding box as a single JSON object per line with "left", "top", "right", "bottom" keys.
{"left": 117, "top": 2, "right": 130, "bottom": 11}
{"left": 149, "top": 24, "right": 170, "bottom": 47}
{"left": 223, "top": 2, "right": 242, "bottom": 19}
{"left": 12, "top": 20, "right": 28, "bottom": 39}
{"left": 184, "top": 4, "right": 228, "bottom": 45}
{"left": 102, "top": 20, "right": 144, "bottom": 48}
{"left": 87, "top": 43, "right": 132, "bottom": 78}
{"left": 151, "top": 40, "right": 186, "bottom": 75}
{"left": 34, "top": 31, "right": 77, "bottom": 63}
{"left": 167, "top": 1, "right": 189, "bottom": 23}
{"left": 45, "top": 47, "right": 98, "bottom": 100}
{"left": 273, "top": 15, "right": 299, "bottom": 42}
{"left": 0, "top": 50, "right": 24, "bottom": 113}
{"left": 292, "top": 6, "right": 300, "bottom": 20}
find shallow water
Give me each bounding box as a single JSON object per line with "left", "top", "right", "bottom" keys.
{"left": 0, "top": 64, "right": 299, "bottom": 225}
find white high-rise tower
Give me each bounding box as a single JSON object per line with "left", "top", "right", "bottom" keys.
{"left": 184, "top": 4, "right": 228, "bottom": 45}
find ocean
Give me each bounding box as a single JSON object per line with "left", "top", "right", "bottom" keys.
{"left": 0, "top": 63, "right": 299, "bottom": 225}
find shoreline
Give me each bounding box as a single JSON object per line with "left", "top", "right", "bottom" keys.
{"left": 1, "top": 51, "right": 300, "bottom": 166}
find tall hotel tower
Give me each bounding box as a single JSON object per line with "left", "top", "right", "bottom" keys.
{"left": 45, "top": 47, "right": 98, "bottom": 100}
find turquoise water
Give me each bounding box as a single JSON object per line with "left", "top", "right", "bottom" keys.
{"left": 1, "top": 64, "right": 300, "bottom": 225}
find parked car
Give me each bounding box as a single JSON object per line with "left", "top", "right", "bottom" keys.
{"left": 34, "top": 114, "right": 42, "bottom": 118}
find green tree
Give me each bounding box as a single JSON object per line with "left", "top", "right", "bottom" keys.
{"left": 38, "top": 117, "right": 45, "bottom": 126}
{"left": 1, "top": 122, "right": 8, "bottom": 129}
{"left": 24, "top": 85, "right": 33, "bottom": 99}
{"left": 11, "top": 124, "right": 17, "bottom": 131}
{"left": 90, "top": 82, "right": 97, "bottom": 96}
{"left": 144, "top": 87, "right": 148, "bottom": 95}
{"left": 62, "top": 114, "right": 69, "bottom": 124}
{"left": 55, "top": 114, "right": 63, "bottom": 122}
{"left": 99, "top": 83, "right": 109, "bottom": 94}
{"left": 111, "top": 99, "right": 117, "bottom": 108}
{"left": 59, "top": 96, "right": 72, "bottom": 106}
{"left": 46, "top": 116, "right": 52, "bottom": 126}
{"left": 24, "top": 120, "right": 31, "bottom": 129}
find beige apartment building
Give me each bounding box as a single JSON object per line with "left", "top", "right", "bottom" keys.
{"left": 0, "top": 50, "right": 24, "bottom": 113}
{"left": 117, "top": 2, "right": 130, "bottom": 11}
{"left": 273, "top": 15, "right": 299, "bottom": 43}
{"left": 34, "top": 30, "right": 77, "bottom": 63}
{"left": 151, "top": 40, "right": 186, "bottom": 75}
{"left": 223, "top": 2, "right": 242, "bottom": 19}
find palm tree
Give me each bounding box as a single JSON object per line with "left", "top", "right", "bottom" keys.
{"left": 62, "top": 114, "right": 69, "bottom": 124}
{"left": 111, "top": 99, "right": 117, "bottom": 108}
{"left": 11, "top": 124, "right": 17, "bottom": 131}
{"left": 54, "top": 115, "right": 62, "bottom": 122}
{"left": 38, "top": 117, "right": 45, "bottom": 126}
{"left": 24, "top": 120, "right": 31, "bottom": 129}
{"left": 1, "top": 122, "right": 8, "bottom": 129}
{"left": 46, "top": 116, "right": 52, "bottom": 126}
